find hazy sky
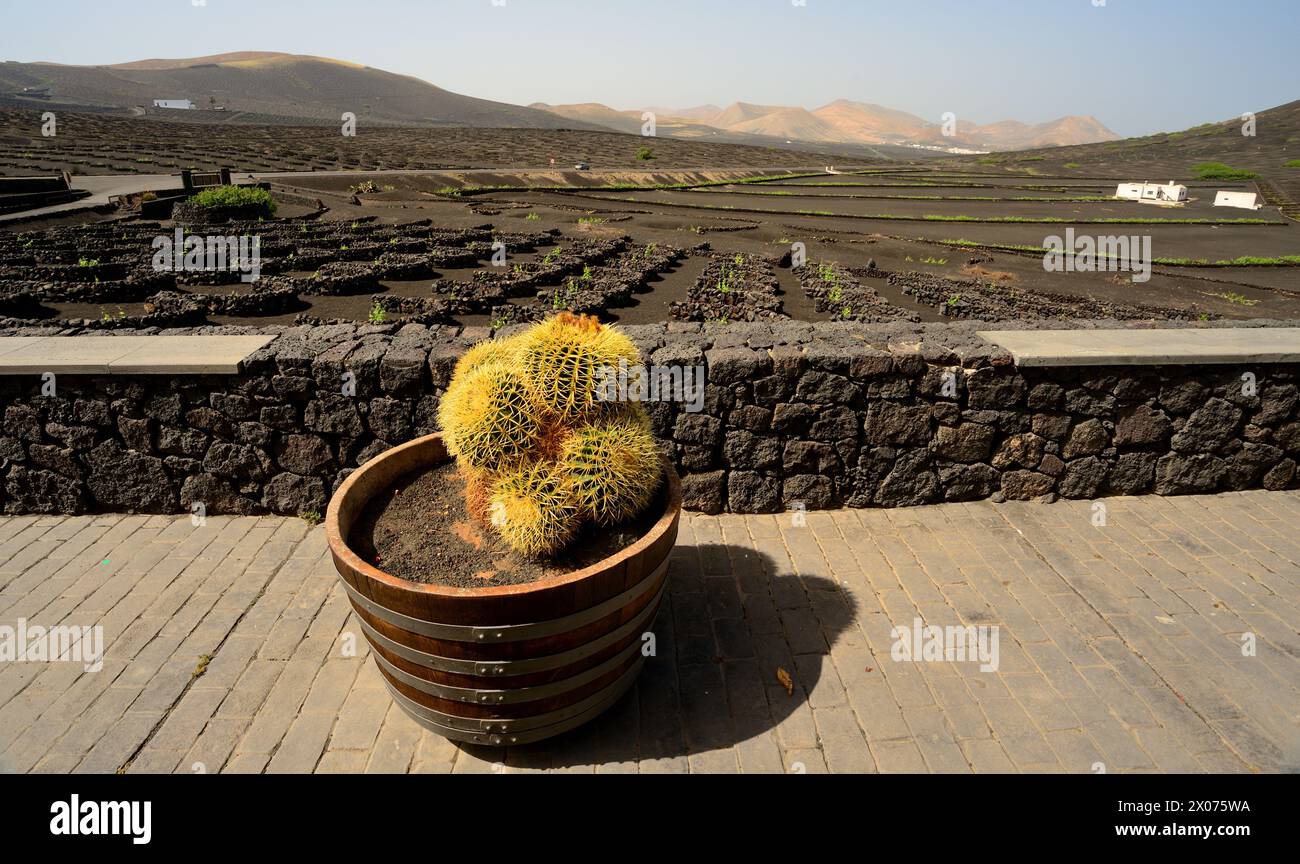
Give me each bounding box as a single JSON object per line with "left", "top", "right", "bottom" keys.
{"left": 3, "top": 0, "right": 1297, "bottom": 136}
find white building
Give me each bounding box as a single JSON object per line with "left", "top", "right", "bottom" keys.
{"left": 1115, "top": 181, "right": 1188, "bottom": 204}
{"left": 1214, "top": 190, "right": 1261, "bottom": 210}
{"left": 152, "top": 99, "right": 195, "bottom": 110}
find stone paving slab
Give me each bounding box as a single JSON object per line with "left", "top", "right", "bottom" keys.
{"left": 0, "top": 335, "right": 277, "bottom": 375}
{"left": 0, "top": 492, "right": 1297, "bottom": 774}
{"left": 0, "top": 338, "right": 41, "bottom": 360}
{"left": 978, "top": 327, "right": 1300, "bottom": 367}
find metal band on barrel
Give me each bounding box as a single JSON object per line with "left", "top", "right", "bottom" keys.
{"left": 380, "top": 657, "right": 645, "bottom": 743}
{"left": 370, "top": 630, "right": 645, "bottom": 706}
{"left": 356, "top": 578, "right": 667, "bottom": 676}
{"left": 340, "top": 556, "right": 668, "bottom": 643}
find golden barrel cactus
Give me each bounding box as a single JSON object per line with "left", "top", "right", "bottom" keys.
{"left": 488, "top": 461, "right": 580, "bottom": 558}
{"left": 436, "top": 361, "right": 540, "bottom": 472}
{"left": 516, "top": 312, "right": 640, "bottom": 422}
{"left": 561, "top": 407, "right": 662, "bottom": 526}
{"left": 437, "top": 313, "right": 664, "bottom": 557}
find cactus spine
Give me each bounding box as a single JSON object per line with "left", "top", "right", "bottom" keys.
{"left": 488, "top": 462, "right": 579, "bottom": 557}
{"left": 436, "top": 360, "right": 540, "bottom": 472}
{"left": 516, "top": 312, "right": 640, "bottom": 422}
{"left": 437, "top": 313, "right": 663, "bottom": 557}
{"left": 560, "top": 407, "right": 662, "bottom": 526}
{"left": 452, "top": 335, "right": 520, "bottom": 380}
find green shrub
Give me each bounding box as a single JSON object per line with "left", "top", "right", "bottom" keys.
{"left": 1192, "top": 162, "right": 1259, "bottom": 181}
{"left": 636, "top": 146, "right": 655, "bottom": 161}
{"left": 1207, "top": 291, "right": 1258, "bottom": 307}
{"left": 1284, "top": 160, "right": 1300, "bottom": 169}
{"left": 189, "top": 185, "right": 276, "bottom": 216}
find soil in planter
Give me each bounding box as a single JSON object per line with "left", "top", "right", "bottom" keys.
{"left": 349, "top": 461, "right": 664, "bottom": 588}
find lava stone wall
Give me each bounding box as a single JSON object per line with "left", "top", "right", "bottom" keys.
{"left": 2, "top": 321, "right": 1299, "bottom": 516}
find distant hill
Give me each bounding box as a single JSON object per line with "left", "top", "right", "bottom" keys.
{"left": 527, "top": 103, "right": 662, "bottom": 136}
{"left": 0, "top": 50, "right": 1120, "bottom": 155}
{"left": 969, "top": 100, "right": 1300, "bottom": 218}
{"left": 993, "top": 100, "right": 1300, "bottom": 172}
{"left": 526, "top": 101, "right": 936, "bottom": 161}
{"left": 0, "top": 52, "right": 601, "bottom": 129}
{"left": 645, "top": 104, "right": 724, "bottom": 123}
{"left": 952, "top": 115, "right": 1120, "bottom": 151}
{"left": 531, "top": 97, "right": 1120, "bottom": 152}
{"left": 710, "top": 102, "right": 845, "bottom": 142}
{"left": 811, "top": 99, "right": 932, "bottom": 145}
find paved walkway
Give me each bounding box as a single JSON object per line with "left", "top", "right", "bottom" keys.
{"left": 1, "top": 493, "right": 1297, "bottom": 774}
{"left": 0, "top": 173, "right": 257, "bottom": 223}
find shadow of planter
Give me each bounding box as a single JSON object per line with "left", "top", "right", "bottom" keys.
{"left": 454, "top": 542, "right": 857, "bottom": 770}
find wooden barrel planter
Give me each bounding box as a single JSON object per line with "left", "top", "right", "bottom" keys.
{"left": 325, "top": 433, "right": 681, "bottom": 746}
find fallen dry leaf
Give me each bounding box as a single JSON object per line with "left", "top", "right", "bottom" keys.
{"left": 776, "top": 666, "right": 794, "bottom": 697}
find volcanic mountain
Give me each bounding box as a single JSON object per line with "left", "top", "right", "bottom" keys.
{"left": 0, "top": 51, "right": 1122, "bottom": 150}
{"left": 533, "top": 98, "right": 1120, "bottom": 151}
{"left": 0, "top": 52, "right": 600, "bottom": 129}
